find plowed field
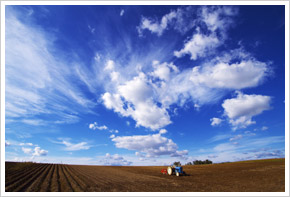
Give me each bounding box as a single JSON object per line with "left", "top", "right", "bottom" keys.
{"left": 5, "top": 158, "right": 285, "bottom": 192}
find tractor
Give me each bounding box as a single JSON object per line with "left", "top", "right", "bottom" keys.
{"left": 161, "top": 164, "right": 186, "bottom": 176}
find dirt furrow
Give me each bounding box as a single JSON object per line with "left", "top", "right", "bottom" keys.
{"left": 69, "top": 166, "right": 110, "bottom": 191}
{"left": 5, "top": 164, "right": 44, "bottom": 186}
{"left": 25, "top": 164, "right": 53, "bottom": 192}
{"left": 39, "top": 164, "right": 55, "bottom": 192}
{"left": 6, "top": 164, "right": 49, "bottom": 192}
{"left": 5, "top": 163, "right": 36, "bottom": 177}
{"left": 64, "top": 165, "right": 95, "bottom": 192}
{"left": 50, "top": 164, "right": 60, "bottom": 192}
{"left": 58, "top": 164, "right": 73, "bottom": 192}
{"left": 62, "top": 165, "right": 84, "bottom": 191}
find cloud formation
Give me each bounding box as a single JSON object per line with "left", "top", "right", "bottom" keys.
{"left": 55, "top": 139, "right": 91, "bottom": 151}
{"left": 89, "top": 122, "right": 108, "bottom": 130}
{"left": 111, "top": 131, "right": 188, "bottom": 158}
{"left": 102, "top": 153, "right": 132, "bottom": 166}
{"left": 22, "top": 146, "right": 48, "bottom": 156}
{"left": 222, "top": 91, "right": 271, "bottom": 129}
{"left": 210, "top": 117, "right": 223, "bottom": 126}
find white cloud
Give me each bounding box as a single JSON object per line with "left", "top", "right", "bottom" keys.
{"left": 103, "top": 153, "right": 132, "bottom": 166}
{"left": 104, "top": 60, "right": 115, "bottom": 71}
{"left": 229, "top": 134, "right": 243, "bottom": 142}
{"left": 210, "top": 117, "right": 223, "bottom": 126}
{"left": 22, "top": 146, "right": 47, "bottom": 156}
{"left": 112, "top": 133, "right": 188, "bottom": 158}
{"left": 200, "top": 6, "right": 238, "bottom": 33}
{"left": 89, "top": 122, "right": 108, "bottom": 130}
{"left": 189, "top": 60, "right": 269, "bottom": 89}
{"left": 159, "top": 129, "right": 167, "bottom": 134}
{"left": 120, "top": 9, "right": 125, "bottom": 16}
{"left": 194, "top": 103, "right": 200, "bottom": 111}
{"left": 174, "top": 33, "right": 219, "bottom": 60}
{"left": 22, "top": 147, "right": 33, "bottom": 154}
{"left": 222, "top": 91, "right": 271, "bottom": 129}
{"left": 56, "top": 139, "right": 91, "bottom": 151}
{"left": 137, "top": 10, "right": 177, "bottom": 36}
{"left": 151, "top": 61, "right": 179, "bottom": 81}
{"left": 94, "top": 53, "right": 101, "bottom": 62}
{"left": 109, "top": 130, "right": 119, "bottom": 134}
{"left": 88, "top": 25, "right": 95, "bottom": 33}
{"left": 21, "top": 119, "right": 45, "bottom": 126}
{"left": 126, "top": 121, "right": 130, "bottom": 126}
{"left": 261, "top": 126, "right": 268, "bottom": 131}
{"left": 102, "top": 72, "right": 171, "bottom": 130}
{"left": 5, "top": 141, "right": 11, "bottom": 147}
{"left": 19, "top": 142, "right": 34, "bottom": 146}
{"left": 109, "top": 134, "right": 115, "bottom": 139}
{"left": 33, "top": 147, "right": 48, "bottom": 156}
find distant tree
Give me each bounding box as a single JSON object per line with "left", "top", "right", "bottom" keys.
{"left": 186, "top": 162, "right": 193, "bottom": 165}
{"left": 173, "top": 161, "right": 181, "bottom": 167}
{"left": 193, "top": 159, "right": 213, "bottom": 165}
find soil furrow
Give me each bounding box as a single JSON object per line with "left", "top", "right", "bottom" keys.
{"left": 5, "top": 164, "right": 44, "bottom": 187}
{"left": 5, "top": 164, "right": 47, "bottom": 191}
{"left": 58, "top": 164, "right": 73, "bottom": 192}
{"left": 6, "top": 164, "right": 48, "bottom": 192}
{"left": 62, "top": 165, "right": 84, "bottom": 191}
{"left": 25, "top": 164, "right": 53, "bottom": 192}
{"left": 39, "top": 164, "right": 55, "bottom": 192}
{"left": 50, "top": 164, "right": 59, "bottom": 192}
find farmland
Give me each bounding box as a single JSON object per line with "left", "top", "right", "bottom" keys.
{"left": 5, "top": 158, "right": 285, "bottom": 192}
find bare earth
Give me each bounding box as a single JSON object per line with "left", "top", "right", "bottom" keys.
{"left": 5, "top": 158, "right": 285, "bottom": 192}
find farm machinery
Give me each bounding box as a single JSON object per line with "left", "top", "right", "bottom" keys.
{"left": 161, "top": 164, "right": 186, "bottom": 176}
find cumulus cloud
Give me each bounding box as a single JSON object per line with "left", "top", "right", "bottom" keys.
{"left": 103, "top": 153, "right": 132, "bottom": 166}
{"left": 22, "top": 146, "right": 47, "bottom": 156}
{"left": 89, "top": 122, "right": 108, "bottom": 130}
{"left": 112, "top": 132, "right": 188, "bottom": 158}
{"left": 159, "top": 129, "right": 167, "bottom": 134}
{"left": 102, "top": 72, "right": 171, "bottom": 130}
{"left": 174, "top": 6, "right": 238, "bottom": 60}
{"left": 189, "top": 59, "right": 269, "bottom": 89}
{"left": 137, "top": 10, "right": 177, "bottom": 36}
{"left": 33, "top": 147, "right": 48, "bottom": 156}
{"left": 222, "top": 91, "right": 271, "bottom": 129}
{"left": 174, "top": 33, "right": 220, "bottom": 60}
{"left": 210, "top": 117, "right": 223, "bottom": 126}
{"left": 151, "top": 61, "right": 179, "bottom": 81}
{"left": 200, "top": 6, "right": 238, "bottom": 34}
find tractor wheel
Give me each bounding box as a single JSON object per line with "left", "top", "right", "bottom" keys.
{"left": 167, "top": 167, "right": 172, "bottom": 175}
{"left": 176, "top": 172, "right": 179, "bottom": 176}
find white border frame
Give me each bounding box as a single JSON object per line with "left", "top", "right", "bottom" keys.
{"left": 1, "top": 1, "right": 289, "bottom": 196}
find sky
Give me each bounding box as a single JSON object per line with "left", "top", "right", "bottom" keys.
{"left": 4, "top": 5, "right": 286, "bottom": 166}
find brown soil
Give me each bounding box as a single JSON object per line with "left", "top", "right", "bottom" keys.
{"left": 5, "top": 158, "right": 285, "bottom": 192}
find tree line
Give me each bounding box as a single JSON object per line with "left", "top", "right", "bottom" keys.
{"left": 186, "top": 159, "right": 213, "bottom": 165}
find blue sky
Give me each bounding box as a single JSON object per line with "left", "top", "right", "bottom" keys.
{"left": 5, "top": 5, "right": 285, "bottom": 165}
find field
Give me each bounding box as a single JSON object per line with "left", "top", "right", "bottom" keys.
{"left": 5, "top": 158, "right": 285, "bottom": 192}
